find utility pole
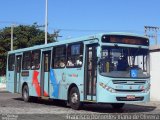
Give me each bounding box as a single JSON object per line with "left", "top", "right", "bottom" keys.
{"left": 45, "top": 0, "right": 48, "bottom": 44}
{"left": 0, "top": 21, "right": 16, "bottom": 51}
{"left": 11, "top": 24, "right": 14, "bottom": 51}
{"left": 51, "top": 30, "right": 62, "bottom": 41}
{"left": 144, "top": 26, "right": 160, "bottom": 45}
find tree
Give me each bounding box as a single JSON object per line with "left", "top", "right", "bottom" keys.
{"left": 0, "top": 23, "right": 57, "bottom": 75}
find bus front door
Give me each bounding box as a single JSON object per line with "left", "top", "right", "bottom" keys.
{"left": 41, "top": 51, "right": 51, "bottom": 97}
{"left": 85, "top": 44, "right": 97, "bottom": 101}
{"left": 14, "top": 55, "right": 22, "bottom": 93}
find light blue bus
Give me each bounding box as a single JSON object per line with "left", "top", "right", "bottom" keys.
{"left": 6, "top": 32, "right": 150, "bottom": 110}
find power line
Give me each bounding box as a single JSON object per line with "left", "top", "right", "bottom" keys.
{"left": 0, "top": 21, "right": 17, "bottom": 24}
{"left": 48, "top": 27, "right": 145, "bottom": 33}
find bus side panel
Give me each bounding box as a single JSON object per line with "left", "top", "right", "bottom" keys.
{"left": 21, "top": 70, "right": 38, "bottom": 97}
{"left": 6, "top": 71, "right": 15, "bottom": 93}
{"left": 49, "top": 69, "right": 66, "bottom": 99}
{"left": 29, "top": 70, "right": 41, "bottom": 97}
{"left": 49, "top": 68, "right": 84, "bottom": 101}
{"left": 21, "top": 62, "right": 49, "bottom": 97}
{"left": 66, "top": 68, "right": 84, "bottom": 101}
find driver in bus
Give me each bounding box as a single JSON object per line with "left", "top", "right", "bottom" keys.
{"left": 117, "top": 55, "right": 129, "bottom": 71}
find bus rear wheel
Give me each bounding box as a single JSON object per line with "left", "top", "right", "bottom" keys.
{"left": 69, "top": 87, "right": 81, "bottom": 110}
{"left": 22, "top": 85, "right": 30, "bottom": 102}
{"left": 111, "top": 103, "right": 125, "bottom": 109}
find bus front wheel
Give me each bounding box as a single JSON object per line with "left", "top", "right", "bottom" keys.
{"left": 69, "top": 87, "right": 81, "bottom": 110}
{"left": 22, "top": 85, "right": 30, "bottom": 102}
{"left": 111, "top": 103, "right": 125, "bottom": 109}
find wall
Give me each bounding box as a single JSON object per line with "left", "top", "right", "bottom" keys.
{"left": 150, "top": 51, "right": 160, "bottom": 101}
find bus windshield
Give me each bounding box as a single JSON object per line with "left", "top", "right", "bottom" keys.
{"left": 100, "top": 46, "right": 150, "bottom": 78}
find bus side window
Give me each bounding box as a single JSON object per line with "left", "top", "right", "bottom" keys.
{"left": 67, "top": 43, "right": 83, "bottom": 68}
{"left": 8, "top": 54, "right": 15, "bottom": 71}
{"left": 52, "top": 45, "right": 66, "bottom": 68}
{"left": 22, "top": 51, "right": 31, "bottom": 70}
{"left": 31, "top": 50, "right": 41, "bottom": 70}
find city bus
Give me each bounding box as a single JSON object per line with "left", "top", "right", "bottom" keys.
{"left": 6, "top": 32, "right": 150, "bottom": 110}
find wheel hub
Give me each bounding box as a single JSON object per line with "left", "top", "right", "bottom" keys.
{"left": 71, "top": 93, "right": 78, "bottom": 104}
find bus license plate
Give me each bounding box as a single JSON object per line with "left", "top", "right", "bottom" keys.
{"left": 126, "top": 95, "right": 135, "bottom": 100}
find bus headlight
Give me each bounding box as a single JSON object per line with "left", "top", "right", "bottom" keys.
{"left": 99, "top": 82, "right": 116, "bottom": 93}
{"left": 142, "top": 84, "right": 150, "bottom": 93}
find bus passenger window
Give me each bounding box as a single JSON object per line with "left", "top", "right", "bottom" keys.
{"left": 31, "top": 50, "right": 41, "bottom": 70}
{"left": 67, "top": 43, "right": 83, "bottom": 67}
{"left": 8, "top": 54, "right": 15, "bottom": 71}
{"left": 52, "top": 45, "right": 66, "bottom": 68}
{"left": 22, "top": 51, "right": 31, "bottom": 70}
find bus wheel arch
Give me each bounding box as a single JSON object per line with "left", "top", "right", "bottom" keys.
{"left": 67, "top": 84, "right": 82, "bottom": 110}
{"left": 22, "top": 82, "right": 30, "bottom": 102}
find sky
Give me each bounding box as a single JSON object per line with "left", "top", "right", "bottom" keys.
{"left": 0, "top": 0, "right": 160, "bottom": 43}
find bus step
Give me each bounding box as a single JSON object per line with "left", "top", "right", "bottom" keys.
{"left": 41, "top": 96, "right": 50, "bottom": 100}
{"left": 83, "top": 100, "right": 96, "bottom": 103}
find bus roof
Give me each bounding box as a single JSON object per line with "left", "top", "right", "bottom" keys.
{"left": 8, "top": 32, "right": 148, "bottom": 54}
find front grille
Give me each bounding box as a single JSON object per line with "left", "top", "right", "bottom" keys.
{"left": 116, "top": 97, "right": 144, "bottom": 101}
{"left": 115, "top": 89, "right": 143, "bottom": 92}
{"left": 112, "top": 80, "right": 146, "bottom": 85}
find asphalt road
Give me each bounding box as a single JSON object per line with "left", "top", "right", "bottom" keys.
{"left": 0, "top": 91, "right": 160, "bottom": 120}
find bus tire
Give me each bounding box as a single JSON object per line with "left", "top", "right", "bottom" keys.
{"left": 22, "top": 85, "right": 30, "bottom": 102}
{"left": 111, "top": 103, "right": 125, "bottom": 109}
{"left": 69, "top": 87, "right": 81, "bottom": 110}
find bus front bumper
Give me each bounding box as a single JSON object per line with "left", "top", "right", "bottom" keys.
{"left": 97, "top": 89, "right": 150, "bottom": 103}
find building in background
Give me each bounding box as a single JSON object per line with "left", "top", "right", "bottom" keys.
{"left": 150, "top": 45, "right": 160, "bottom": 101}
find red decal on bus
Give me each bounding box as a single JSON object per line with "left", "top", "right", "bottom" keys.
{"left": 32, "top": 70, "right": 48, "bottom": 97}
{"left": 44, "top": 91, "right": 48, "bottom": 97}
{"left": 32, "top": 71, "right": 41, "bottom": 96}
